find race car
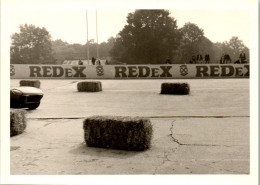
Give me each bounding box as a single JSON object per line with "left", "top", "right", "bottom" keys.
{"left": 10, "top": 86, "right": 44, "bottom": 110}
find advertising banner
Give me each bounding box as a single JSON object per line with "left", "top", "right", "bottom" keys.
{"left": 10, "top": 64, "right": 249, "bottom": 79}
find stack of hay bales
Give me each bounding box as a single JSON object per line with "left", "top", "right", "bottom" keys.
{"left": 10, "top": 109, "right": 27, "bottom": 137}
{"left": 77, "top": 81, "right": 102, "bottom": 92}
{"left": 160, "top": 82, "right": 190, "bottom": 95}
{"left": 83, "top": 116, "right": 153, "bottom": 151}
{"left": 20, "top": 80, "right": 40, "bottom": 88}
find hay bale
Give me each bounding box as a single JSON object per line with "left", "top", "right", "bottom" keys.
{"left": 83, "top": 116, "right": 153, "bottom": 151}
{"left": 77, "top": 81, "right": 102, "bottom": 92}
{"left": 160, "top": 82, "right": 190, "bottom": 95}
{"left": 20, "top": 80, "right": 40, "bottom": 88}
{"left": 10, "top": 109, "right": 27, "bottom": 137}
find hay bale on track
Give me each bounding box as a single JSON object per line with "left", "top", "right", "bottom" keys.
{"left": 20, "top": 80, "right": 40, "bottom": 88}
{"left": 83, "top": 116, "right": 153, "bottom": 151}
{"left": 10, "top": 109, "right": 27, "bottom": 137}
{"left": 77, "top": 81, "right": 102, "bottom": 92}
{"left": 160, "top": 82, "right": 190, "bottom": 95}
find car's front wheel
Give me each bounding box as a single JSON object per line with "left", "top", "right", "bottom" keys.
{"left": 27, "top": 103, "right": 40, "bottom": 110}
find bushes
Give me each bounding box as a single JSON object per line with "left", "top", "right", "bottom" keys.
{"left": 160, "top": 82, "right": 190, "bottom": 95}
{"left": 20, "top": 80, "right": 40, "bottom": 88}
{"left": 83, "top": 116, "right": 153, "bottom": 151}
{"left": 10, "top": 109, "right": 27, "bottom": 137}
{"left": 77, "top": 81, "right": 102, "bottom": 92}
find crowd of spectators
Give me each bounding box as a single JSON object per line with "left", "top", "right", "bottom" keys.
{"left": 78, "top": 52, "right": 248, "bottom": 65}
{"left": 187, "top": 51, "right": 247, "bottom": 64}
{"left": 189, "top": 53, "right": 211, "bottom": 64}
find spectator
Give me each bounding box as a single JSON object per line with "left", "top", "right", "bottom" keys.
{"left": 224, "top": 54, "right": 231, "bottom": 64}
{"left": 91, "top": 57, "right": 96, "bottom": 65}
{"left": 204, "top": 54, "right": 210, "bottom": 64}
{"left": 95, "top": 59, "right": 101, "bottom": 65}
{"left": 220, "top": 54, "right": 224, "bottom": 64}
{"left": 234, "top": 60, "right": 241, "bottom": 64}
{"left": 165, "top": 56, "right": 171, "bottom": 64}
{"left": 196, "top": 54, "right": 203, "bottom": 64}
{"left": 78, "top": 59, "right": 83, "bottom": 65}
{"left": 239, "top": 51, "right": 247, "bottom": 63}
{"left": 190, "top": 55, "right": 196, "bottom": 64}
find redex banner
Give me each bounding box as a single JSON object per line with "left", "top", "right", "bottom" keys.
{"left": 10, "top": 64, "right": 249, "bottom": 79}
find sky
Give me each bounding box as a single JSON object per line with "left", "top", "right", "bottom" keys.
{"left": 9, "top": 9, "right": 250, "bottom": 47}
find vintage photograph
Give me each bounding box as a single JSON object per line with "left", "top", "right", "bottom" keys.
{"left": 1, "top": 0, "right": 258, "bottom": 185}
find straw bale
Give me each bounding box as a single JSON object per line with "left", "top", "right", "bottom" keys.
{"left": 161, "top": 82, "right": 190, "bottom": 95}
{"left": 83, "top": 116, "right": 153, "bottom": 151}
{"left": 77, "top": 81, "right": 102, "bottom": 92}
{"left": 10, "top": 109, "right": 27, "bottom": 136}
{"left": 20, "top": 80, "right": 41, "bottom": 88}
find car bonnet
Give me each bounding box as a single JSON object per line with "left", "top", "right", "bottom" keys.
{"left": 12, "top": 86, "right": 43, "bottom": 96}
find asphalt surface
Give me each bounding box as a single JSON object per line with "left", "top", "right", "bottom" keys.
{"left": 10, "top": 79, "right": 249, "bottom": 174}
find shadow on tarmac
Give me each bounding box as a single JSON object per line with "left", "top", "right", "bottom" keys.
{"left": 69, "top": 143, "right": 143, "bottom": 159}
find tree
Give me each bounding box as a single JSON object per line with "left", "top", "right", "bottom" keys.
{"left": 52, "top": 38, "right": 115, "bottom": 64}
{"left": 98, "top": 37, "right": 116, "bottom": 60}
{"left": 176, "top": 22, "right": 205, "bottom": 63}
{"left": 52, "top": 39, "right": 70, "bottom": 64}
{"left": 109, "top": 36, "right": 126, "bottom": 62}
{"left": 222, "top": 36, "right": 249, "bottom": 62}
{"left": 212, "top": 42, "right": 223, "bottom": 62}
{"left": 181, "top": 22, "right": 204, "bottom": 43}
{"left": 110, "top": 9, "right": 181, "bottom": 64}
{"left": 10, "top": 24, "right": 54, "bottom": 64}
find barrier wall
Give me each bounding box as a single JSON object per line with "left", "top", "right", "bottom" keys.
{"left": 10, "top": 64, "right": 249, "bottom": 79}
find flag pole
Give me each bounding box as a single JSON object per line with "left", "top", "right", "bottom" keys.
{"left": 86, "top": 10, "right": 89, "bottom": 63}
{"left": 96, "top": 9, "right": 99, "bottom": 59}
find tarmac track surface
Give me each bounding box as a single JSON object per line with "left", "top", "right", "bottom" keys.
{"left": 10, "top": 79, "right": 249, "bottom": 174}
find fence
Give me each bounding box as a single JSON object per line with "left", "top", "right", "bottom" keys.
{"left": 10, "top": 64, "right": 249, "bottom": 79}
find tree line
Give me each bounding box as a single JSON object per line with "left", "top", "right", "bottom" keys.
{"left": 10, "top": 10, "right": 249, "bottom": 65}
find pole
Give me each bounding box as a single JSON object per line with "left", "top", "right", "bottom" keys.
{"left": 86, "top": 10, "right": 89, "bottom": 63}
{"left": 96, "top": 9, "right": 99, "bottom": 59}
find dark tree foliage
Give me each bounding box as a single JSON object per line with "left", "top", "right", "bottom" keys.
{"left": 211, "top": 37, "right": 249, "bottom": 63}
{"left": 11, "top": 15, "right": 249, "bottom": 65}
{"left": 181, "top": 22, "right": 204, "bottom": 43}
{"left": 51, "top": 39, "right": 71, "bottom": 64}
{"left": 109, "top": 36, "right": 126, "bottom": 63}
{"left": 110, "top": 9, "right": 181, "bottom": 64}
{"left": 222, "top": 36, "right": 250, "bottom": 62}
{"left": 98, "top": 38, "right": 115, "bottom": 60}
{"left": 10, "top": 24, "right": 54, "bottom": 64}
{"left": 51, "top": 38, "right": 115, "bottom": 64}
{"left": 175, "top": 22, "right": 206, "bottom": 63}
{"left": 199, "top": 36, "right": 215, "bottom": 62}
